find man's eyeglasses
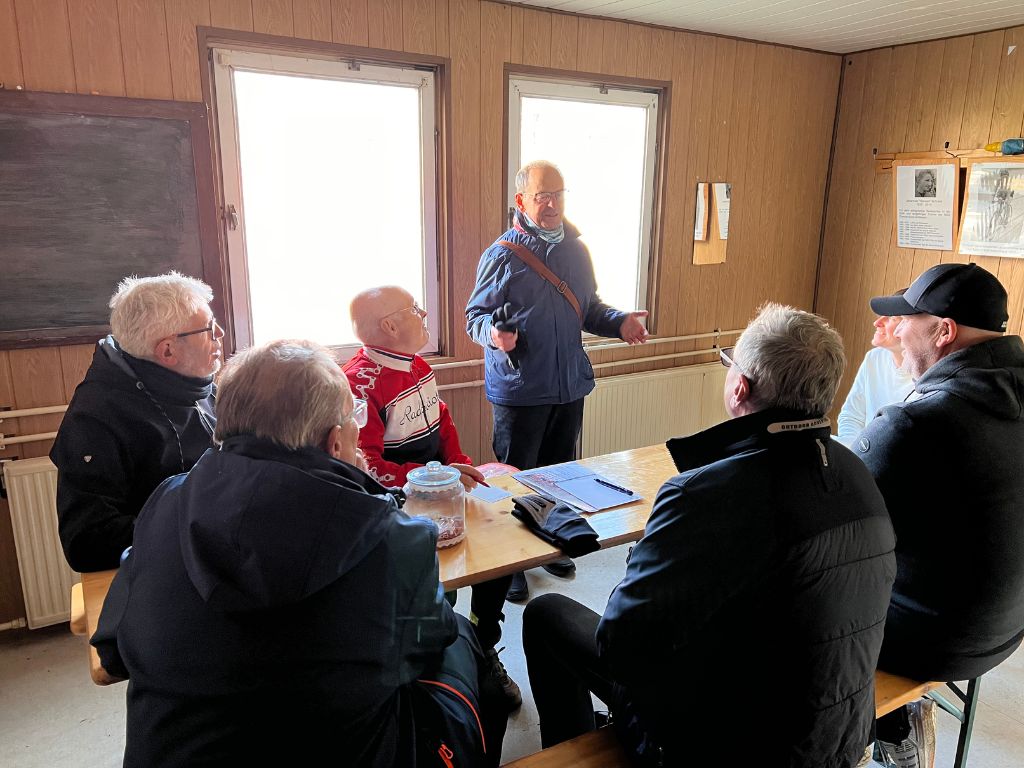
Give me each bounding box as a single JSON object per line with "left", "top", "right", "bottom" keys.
{"left": 382, "top": 304, "right": 427, "bottom": 321}
{"left": 176, "top": 319, "right": 222, "bottom": 339}
{"left": 719, "top": 346, "right": 750, "bottom": 380}
{"left": 527, "top": 189, "right": 566, "bottom": 204}
{"left": 345, "top": 398, "right": 369, "bottom": 429}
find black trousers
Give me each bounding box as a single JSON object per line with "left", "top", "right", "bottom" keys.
{"left": 491, "top": 399, "right": 585, "bottom": 471}
{"left": 522, "top": 594, "right": 617, "bottom": 748}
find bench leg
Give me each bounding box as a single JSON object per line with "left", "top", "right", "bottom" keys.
{"left": 927, "top": 677, "right": 981, "bottom": 768}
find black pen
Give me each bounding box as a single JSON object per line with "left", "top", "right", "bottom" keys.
{"left": 594, "top": 478, "right": 634, "bottom": 496}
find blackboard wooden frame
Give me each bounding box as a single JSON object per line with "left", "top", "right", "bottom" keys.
{"left": 0, "top": 90, "right": 225, "bottom": 350}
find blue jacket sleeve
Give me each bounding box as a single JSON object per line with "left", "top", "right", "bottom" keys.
{"left": 465, "top": 246, "right": 510, "bottom": 349}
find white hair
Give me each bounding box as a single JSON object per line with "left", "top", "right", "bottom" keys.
{"left": 108, "top": 272, "right": 213, "bottom": 359}
{"left": 515, "top": 160, "right": 562, "bottom": 193}
{"left": 214, "top": 340, "right": 349, "bottom": 450}
{"left": 733, "top": 303, "right": 846, "bottom": 417}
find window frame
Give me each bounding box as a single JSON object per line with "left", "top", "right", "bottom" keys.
{"left": 506, "top": 74, "right": 663, "bottom": 320}
{"left": 209, "top": 45, "right": 442, "bottom": 357}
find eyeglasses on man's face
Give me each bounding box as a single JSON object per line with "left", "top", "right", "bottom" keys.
{"left": 527, "top": 189, "right": 566, "bottom": 205}
{"left": 176, "top": 319, "right": 223, "bottom": 340}
{"left": 383, "top": 303, "right": 427, "bottom": 321}
{"left": 719, "top": 346, "right": 749, "bottom": 379}
{"left": 346, "top": 398, "right": 369, "bottom": 429}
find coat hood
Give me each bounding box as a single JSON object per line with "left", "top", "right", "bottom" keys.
{"left": 914, "top": 335, "right": 1024, "bottom": 420}
{"left": 173, "top": 435, "right": 401, "bottom": 612}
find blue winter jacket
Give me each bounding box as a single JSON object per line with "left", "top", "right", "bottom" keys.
{"left": 466, "top": 214, "right": 626, "bottom": 406}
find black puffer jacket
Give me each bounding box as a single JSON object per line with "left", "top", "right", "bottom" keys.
{"left": 598, "top": 409, "right": 896, "bottom": 768}
{"left": 92, "top": 436, "right": 460, "bottom": 767}
{"left": 858, "top": 335, "right": 1024, "bottom": 681}
{"left": 50, "top": 336, "right": 216, "bottom": 571}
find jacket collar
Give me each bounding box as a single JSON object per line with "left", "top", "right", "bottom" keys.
{"left": 512, "top": 211, "right": 580, "bottom": 243}
{"left": 100, "top": 335, "right": 214, "bottom": 405}
{"left": 362, "top": 345, "right": 414, "bottom": 372}
{"left": 666, "top": 408, "right": 832, "bottom": 473}
{"left": 219, "top": 434, "right": 391, "bottom": 495}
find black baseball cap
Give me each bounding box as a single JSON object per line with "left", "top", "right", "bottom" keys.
{"left": 869, "top": 263, "right": 1008, "bottom": 332}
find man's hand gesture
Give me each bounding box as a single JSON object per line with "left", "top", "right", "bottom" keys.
{"left": 620, "top": 311, "right": 649, "bottom": 345}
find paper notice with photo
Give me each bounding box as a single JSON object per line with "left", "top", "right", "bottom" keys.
{"left": 896, "top": 163, "right": 955, "bottom": 250}
{"left": 468, "top": 484, "right": 514, "bottom": 503}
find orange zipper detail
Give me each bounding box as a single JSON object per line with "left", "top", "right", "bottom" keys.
{"left": 419, "top": 679, "right": 487, "bottom": 754}
{"left": 438, "top": 743, "right": 455, "bottom": 768}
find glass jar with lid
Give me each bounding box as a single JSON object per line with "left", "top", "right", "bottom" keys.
{"left": 402, "top": 461, "right": 466, "bottom": 548}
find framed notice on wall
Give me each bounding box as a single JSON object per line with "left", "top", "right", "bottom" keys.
{"left": 957, "top": 158, "right": 1024, "bottom": 259}
{"left": 893, "top": 158, "right": 958, "bottom": 251}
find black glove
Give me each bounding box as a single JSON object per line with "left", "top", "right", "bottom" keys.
{"left": 492, "top": 302, "right": 521, "bottom": 371}
{"left": 511, "top": 493, "right": 600, "bottom": 558}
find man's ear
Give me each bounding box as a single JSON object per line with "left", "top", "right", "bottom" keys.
{"left": 154, "top": 338, "right": 178, "bottom": 366}
{"left": 514, "top": 192, "right": 526, "bottom": 213}
{"left": 727, "top": 373, "right": 752, "bottom": 414}
{"left": 936, "top": 318, "right": 959, "bottom": 349}
{"left": 379, "top": 317, "right": 400, "bottom": 340}
{"left": 324, "top": 424, "right": 345, "bottom": 460}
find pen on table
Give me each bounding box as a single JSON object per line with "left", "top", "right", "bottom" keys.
{"left": 594, "top": 478, "right": 634, "bottom": 496}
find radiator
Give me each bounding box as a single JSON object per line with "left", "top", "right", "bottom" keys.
{"left": 3, "top": 457, "right": 78, "bottom": 629}
{"left": 581, "top": 363, "right": 728, "bottom": 458}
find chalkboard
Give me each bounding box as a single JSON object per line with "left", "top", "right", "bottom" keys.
{"left": 0, "top": 91, "right": 224, "bottom": 349}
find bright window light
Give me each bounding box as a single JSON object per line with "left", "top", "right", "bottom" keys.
{"left": 509, "top": 79, "right": 659, "bottom": 314}
{"left": 213, "top": 52, "right": 438, "bottom": 353}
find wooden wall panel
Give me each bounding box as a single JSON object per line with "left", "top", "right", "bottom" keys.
{"left": 166, "top": 1, "right": 212, "bottom": 101}
{"left": 119, "top": 0, "right": 174, "bottom": 99}
{"left": 331, "top": 0, "right": 367, "bottom": 46}
{"left": 253, "top": 0, "right": 294, "bottom": 37}
{"left": 821, "top": 24, "right": 1024, "bottom": 420}
{"left": 14, "top": 0, "right": 76, "bottom": 92}
{"left": 402, "top": 0, "right": 435, "bottom": 54}
{"left": 210, "top": 0, "right": 254, "bottom": 31}
{"left": 68, "top": 0, "right": 126, "bottom": 96}
{"left": 0, "top": 0, "right": 841, "bottom": 624}
{"left": 0, "top": 0, "right": 24, "bottom": 88}
{"left": 293, "top": 0, "right": 331, "bottom": 42}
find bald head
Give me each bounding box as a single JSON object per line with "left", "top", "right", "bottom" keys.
{"left": 350, "top": 285, "right": 429, "bottom": 354}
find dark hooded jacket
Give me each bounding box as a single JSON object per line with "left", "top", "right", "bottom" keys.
{"left": 598, "top": 410, "right": 896, "bottom": 768}
{"left": 50, "top": 336, "right": 216, "bottom": 571}
{"left": 858, "top": 335, "right": 1024, "bottom": 682}
{"left": 91, "top": 436, "right": 459, "bottom": 768}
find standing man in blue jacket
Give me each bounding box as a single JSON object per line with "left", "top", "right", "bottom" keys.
{"left": 466, "top": 160, "right": 648, "bottom": 601}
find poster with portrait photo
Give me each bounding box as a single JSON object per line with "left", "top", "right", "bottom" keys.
{"left": 958, "top": 160, "right": 1024, "bottom": 258}
{"left": 895, "top": 160, "right": 957, "bottom": 250}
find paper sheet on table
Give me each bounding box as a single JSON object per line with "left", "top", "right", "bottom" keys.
{"left": 468, "top": 484, "right": 513, "bottom": 503}
{"left": 556, "top": 476, "right": 641, "bottom": 510}
{"left": 513, "top": 462, "right": 643, "bottom": 513}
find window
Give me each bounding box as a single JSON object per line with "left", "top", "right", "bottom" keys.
{"left": 212, "top": 49, "right": 439, "bottom": 353}
{"left": 508, "top": 77, "right": 660, "bottom": 315}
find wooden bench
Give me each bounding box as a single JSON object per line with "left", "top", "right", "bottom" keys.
{"left": 502, "top": 671, "right": 941, "bottom": 767}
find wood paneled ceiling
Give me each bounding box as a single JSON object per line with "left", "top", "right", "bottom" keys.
{"left": 513, "top": 0, "right": 1024, "bottom": 53}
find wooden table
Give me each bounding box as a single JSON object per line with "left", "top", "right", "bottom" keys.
{"left": 77, "top": 444, "right": 677, "bottom": 684}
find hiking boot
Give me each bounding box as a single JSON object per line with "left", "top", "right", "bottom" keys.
{"left": 506, "top": 571, "right": 529, "bottom": 602}
{"left": 482, "top": 647, "right": 522, "bottom": 712}
{"left": 541, "top": 557, "right": 576, "bottom": 578}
